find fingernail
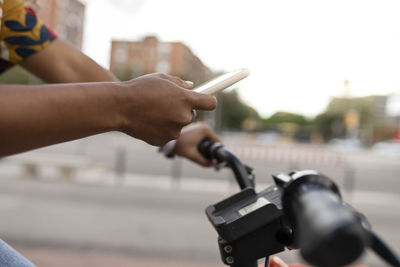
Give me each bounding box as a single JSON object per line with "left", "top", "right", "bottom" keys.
{"left": 185, "top": 80, "right": 194, "bottom": 86}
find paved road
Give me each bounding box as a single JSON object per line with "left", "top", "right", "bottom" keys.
{"left": 0, "top": 176, "right": 399, "bottom": 267}
{"left": 14, "top": 132, "right": 399, "bottom": 194}
{"left": 0, "top": 133, "right": 399, "bottom": 267}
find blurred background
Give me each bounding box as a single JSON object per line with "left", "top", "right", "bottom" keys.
{"left": 0, "top": 0, "right": 399, "bottom": 266}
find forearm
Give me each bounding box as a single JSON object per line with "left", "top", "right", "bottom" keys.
{"left": 20, "top": 40, "right": 118, "bottom": 83}
{"left": 0, "top": 83, "right": 121, "bottom": 156}
{"left": 0, "top": 73, "right": 217, "bottom": 157}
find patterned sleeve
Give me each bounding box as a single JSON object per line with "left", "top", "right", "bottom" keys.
{"left": 0, "top": 0, "right": 57, "bottom": 72}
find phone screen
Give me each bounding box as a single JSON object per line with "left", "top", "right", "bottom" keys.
{"left": 194, "top": 69, "right": 249, "bottom": 94}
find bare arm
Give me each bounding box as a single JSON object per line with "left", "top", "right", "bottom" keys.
{"left": 11, "top": 39, "right": 221, "bottom": 166}
{"left": 0, "top": 82, "right": 120, "bottom": 156}
{"left": 0, "top": 73, "right": 217, "bottom": 157}
{"left": 19, "top": 39, "right": 118, "bottom": 83}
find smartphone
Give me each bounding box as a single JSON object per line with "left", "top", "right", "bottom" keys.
{"left": 194, "top": 68, "right": 249, "bottom": 95}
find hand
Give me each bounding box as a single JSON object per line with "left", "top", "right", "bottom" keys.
{"left": 268, "top": 257, "right": 290, "bottom": 267}
{"left": 173, "top": 123, "right": 221, "bottom": 166}
{"left": 116, "top": 73, "right": 217, "bottom": 146}
{"left": 267, "top": 256, "right": 368, "bottom": 267}
{"left": 268, "top": 256, "right": 308, "bottom": 267}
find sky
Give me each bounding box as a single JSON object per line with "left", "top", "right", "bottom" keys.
{"left": 80, "top": 0, "right": 400, "bottom": 118}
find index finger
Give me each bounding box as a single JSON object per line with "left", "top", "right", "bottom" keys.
{"left": 161, "top": 74, "right": 194, "bottom": 89}
{"left": 187, "top": 91, "right": 217, "bottom": 111}
{"left": 203, "top": 125, "right": 222, "bottom": 143}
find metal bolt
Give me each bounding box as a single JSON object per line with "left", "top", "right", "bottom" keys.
{"left": 226, "top": 256, "right": 234, "bottom": 264}
{"left": 224, "top": 245, "right": 233, "bottom": 253}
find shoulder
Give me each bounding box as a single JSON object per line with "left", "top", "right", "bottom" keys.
{"left": 0, "top": 0, "right": 57, "bottom": 70}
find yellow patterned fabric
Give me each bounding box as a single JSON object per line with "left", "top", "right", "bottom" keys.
{"left": 0, "top": 0, "right": 57, "bottom": 73}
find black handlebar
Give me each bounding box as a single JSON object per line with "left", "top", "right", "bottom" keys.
{"left": 198, "top": 139, "right": 254, "bottom": 189}
{"left": 198, "top": 140, "right": 400, "bottom": 267}
{"left": 281, "top": 173, "right": 367, "bottom": 267}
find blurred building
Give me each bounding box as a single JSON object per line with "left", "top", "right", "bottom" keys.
{"left": 110, "top": 36, "right": 213, "bottom": 84}
{"left": 327, "top": 95, "right": 388, "bottom": 120}
{"left": 323, "top": 95, "right": 394, "bottom": 143}
{"left": 24, "top": 0, "right": 85, "bottom": 49}
{"left": 386, "top": 93, "right": 400, "bottom": 138}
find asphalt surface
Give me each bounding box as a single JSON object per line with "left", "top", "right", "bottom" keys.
{"left": 0, "top": 177, "right": 399, "bottom": 267}
{"left": 0, "top": 133, "right": 399, "bottom": 267}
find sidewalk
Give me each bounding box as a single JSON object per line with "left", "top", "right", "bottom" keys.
{"left": 15, "top": 245, "right": 221, "bottom": 267}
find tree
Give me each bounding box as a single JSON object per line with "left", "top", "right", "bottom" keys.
{"left": 312, "top": 95, "right": 389, "bottom": 144}
{"left": 263, "top": 111, "right": 310, "bottom": 126}
{"left": 217, "top": 89, "right": 260, "bottom": 130}
{"left": 261, "top": 111, "right": 314, "bottom": 142}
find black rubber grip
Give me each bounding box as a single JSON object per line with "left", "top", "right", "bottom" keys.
{"left": 282, "top": 175, "right": 367, "bottom": 267}
{"left": 197, "top": 139, "right": 214, "bottom": 160}
{"left": 197, "top": 139, "right": 226, "bottom": 163}
{"left": 197, "top": 139, "right": 253, "bottom": 189}
{"left": 296, "top": 191, "right": 365, "bottom": 266}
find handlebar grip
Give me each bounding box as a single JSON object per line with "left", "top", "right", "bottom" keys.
{"left": 282, "top": 174, "right": 367, "bottom": 267}
{"left": 197, "top": 139, "right": 214, "bottom": 160}
{"left": 197, "top": 139, "right": 254, "bottom": 189}
{"left": 296, "top": 191, "right": 365, "bottom": 266}
{"left": 197, "top": 139, "right": 226, "bottom": 162}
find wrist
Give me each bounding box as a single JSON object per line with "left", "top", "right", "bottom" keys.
{"left": 86, "top": 82, "right": 126, "bottom": 133}
{"left": 111, "top": 80, "right": 137, "bottom": 133}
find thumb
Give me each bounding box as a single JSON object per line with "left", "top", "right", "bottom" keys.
{"left": 187, "top": 90, "right": 217, "bottom": 111}
{"left": 268, "top": 256, "right": 289, "bottom": 267}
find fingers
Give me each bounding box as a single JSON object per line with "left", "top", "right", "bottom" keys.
{"left": 191, "top": 153, "right": 214, "bottom": 167}
{"left": 202, "top": 124, "right": 222, "bottom": 143}
{"left": 187, "top": 91, "right": 217, "bottom": 111}
{"left": 160, "top": 73, "right": 194, "bottom": 89}
{"left": 268, "top": 256, "right": 289, "bottom": 267}
{"left": 183, "top": 80, "right": 194, "bottom": 88}
{"left": 155, "top": 73, "right": 216, "bottom": 111}
{"left": 172, "top": 122, "right": 220, "bottom": 167}
{"left": 193, "top": 123, "right": 221, "bottom": 166}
